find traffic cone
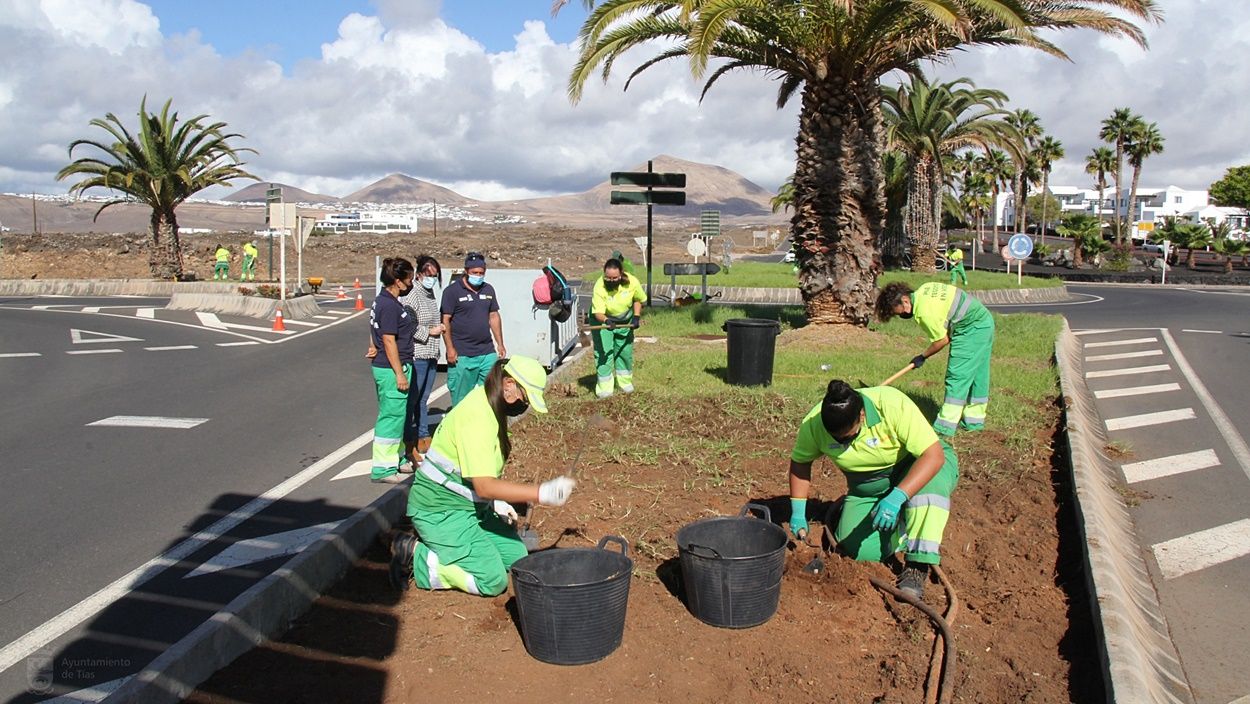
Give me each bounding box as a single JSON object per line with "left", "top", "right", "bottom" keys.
{"left": 355, "top": 293, "right": 365, "bottom": 311}
{"left": 353, "top": 277, "right": 362, "bottom": 289}
{"left": 336, "top": 285, "right": 347, "bottom": 300}
{"left": 272, "top": 308, "right": 287, "bottom": 332}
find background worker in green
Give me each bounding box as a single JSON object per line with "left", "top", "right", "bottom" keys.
{"left": 590, "top": 257, "right": 646, "bottom": 399}
{"left": 876, "top": 281, "right": 995, "bottom": 436}
{"left": 947, "top": 247, "right": 967, "bottom": 286}
{"left": 368, "top": 257, "right": 417, "bottom": 484}
{"left": 441, "top": 252, "right": 507, "bottom": 406}
{"left": 787, "top": 380, "right": 958, "bottom": 600}
{"left": 389, "top": 356, "right": 577, "bottom": 596}
{"left": 241, "top": 241, "right": 258, "bottom": 281}
{"left": 212, "top": 244, "right": 230, "bottom": 280}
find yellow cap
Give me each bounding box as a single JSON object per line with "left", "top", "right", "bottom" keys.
{"left": 503, "top": 356, "right": 548, "bottom": 414}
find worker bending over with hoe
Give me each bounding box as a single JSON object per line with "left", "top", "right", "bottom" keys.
{"left": 788, "top": 380, "right": 958, "bottom": 599}
{"left": 390, "top": 356, "right": 577, "bottom": 596}
{"left": 213, "top": 244, "right": 230, "bottom": 280}
{"left": 946, "top": 246, "right": 967, "bottom": 286}
{"left": 876, "top": 281, "right": 995, "bottom": 436}
{"left": 590, "top": 257, "right": 646, "bottom": 399}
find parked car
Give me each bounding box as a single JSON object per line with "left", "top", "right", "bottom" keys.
{"left": 1142, "top": 241, "right": 1166, "bottom": 254}
{"left": 782, "top": 250, "right": 796, "bottom": 263}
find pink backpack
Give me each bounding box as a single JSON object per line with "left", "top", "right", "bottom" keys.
{"left": 532, "top": 275, "right": 554, "bottom": 305}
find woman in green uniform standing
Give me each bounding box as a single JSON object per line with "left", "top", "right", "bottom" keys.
{"left": 368, "top": 257, "right": 417, "bottom": 484}
{"left": 590, "top": 257, "right": 646, "bottom": 399}
{"left": 788, "top": 380, "right": 958, "bottom": 599}
{"left": 876, "top": 281, "right": 995, "bottom": 436}
{"left": 389, "top": 356, "right": 577, "bottom": 597}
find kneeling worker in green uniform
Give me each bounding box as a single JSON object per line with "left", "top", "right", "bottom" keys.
{"left": 788, "top": 381, "right": 958, "bottom": 599}
{"left": 389, "top": 356, "right": 577, "bottom": 596}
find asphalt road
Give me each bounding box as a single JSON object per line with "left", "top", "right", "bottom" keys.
{"left": 992, "top": 284, "right": 1250, "bottom": 704}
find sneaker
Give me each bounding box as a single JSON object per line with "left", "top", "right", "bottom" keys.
{"left": 596, "top": 390, "right": 613, "bottom": 400}
{"left": 397, "top": 458, "right": 416, "bottom": 474}
{"left": 897, "top": 564, "right": 928, "bottom": 601}
{"left": 389, "top": 532, "right": 416, "bottom": 591}
{"left": 618, "top": 383, "right": 635, "bottom": 394}
{"left": 371, "top": 472, "right": 408, "bottom": 484}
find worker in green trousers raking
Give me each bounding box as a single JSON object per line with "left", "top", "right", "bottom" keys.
{"left": 947, "top": 247, "right": 967, "bottom": 286}
{"left": 788, "top": 381, "right": 958, "bottom": 600}
{"left": 876, "top": 281, "right": 995, "bottom": 436}
{"left": 590, "top": 256, "right": 646, "bottom": 399}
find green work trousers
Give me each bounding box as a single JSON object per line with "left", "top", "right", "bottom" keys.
{"left": 371, "top": 364, "right": 413, "bottom": 481}
{"left": 592, "top": 327, "right": 634, "bottom": 398}
{"left": 949, "top": 262, "right": 967, "bottom": 286}
{"left": 447, "top": 352, "right": 497, "bottom": 406}
{"left": 213, "top": 262, "right": 229, "bottom": 280}
{"left": 241, "top": 255, "right": 256, "bottom": 281}
{"left": 835, "top": 441, "right": 958, "bottom": 566}
{"left": 934, "top": 315, "right": 995, "bottom": 436}
{"left": 410, "top": 504, "right": 528, "bottom": 596}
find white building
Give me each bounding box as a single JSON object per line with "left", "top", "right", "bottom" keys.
{"left": 995, "top": 184, "right": 1246, "bottom": 237}
{"left": 313, "top": 211, "right": 420, "bottom": 233}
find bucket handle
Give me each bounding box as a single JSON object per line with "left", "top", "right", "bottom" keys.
{"left": 740, "top": 502, "right": 772, "bottom": 523}
{"left": 511, "top": 566, "right": 545, "bottom": 586}
{"left": 597, "top": 535, "right": 629, "bottom": 556}
{"left": 685, "top": 542, "right": 723, "bottom": 559}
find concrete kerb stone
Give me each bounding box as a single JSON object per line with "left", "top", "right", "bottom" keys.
{"left": 0, "top": 279, "right": 241, "bottom": 297}
{"left": 1054, "top": 322, "right": 1195, "bottom": 704}
{"left": 166, "top": 292, "right": 323, "bottom": 320}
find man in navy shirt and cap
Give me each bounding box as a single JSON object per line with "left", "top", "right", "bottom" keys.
{"left": 441, "top": 252, "right": 507, "bottom": 406}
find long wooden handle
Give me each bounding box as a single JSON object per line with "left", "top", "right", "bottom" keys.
{"left": 880, "top": 363, "right": 915, "bottom": 387}
{"left": 581, "top": 323, "right": 640, "bottom": 331}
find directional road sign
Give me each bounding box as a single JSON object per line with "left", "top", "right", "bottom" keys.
{"left": 663, "top": 263, "right": 720, "bottom": 276}
{"left": 611, "top": 172, "right": 686, "bottom": 188}
{"left": 610, "top": 190, "right": 687, "bottom": 206}
{"left": 1008, "top": 233, "right": 1034, "bottom": 260}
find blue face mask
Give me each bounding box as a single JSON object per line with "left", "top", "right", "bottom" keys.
{"left": 421, "top": 276, "right": 438, "bottom": 290}
{"left": 467, "top": 274, "right": 485, "bottom": 287}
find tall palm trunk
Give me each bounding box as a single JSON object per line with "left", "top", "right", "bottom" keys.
{"left": 1112, "top": 147, "right": 1124, "bottom": 244}
{"left": 791, "top": 77, "right": 883, "bottom": 325}
{"left": 881, "top": 208, "right": 906, "bottom": 268}
{"left": 1040, "top": 170, "right": 1050, "bottom": 245}
{"left": 1016, "top": 172, "right": 1029, "bottom": 234}
{"left": 991, "top": 184, "right": 1001, "bottom": 253}
{"left": 1126, "top": 164, "right": 1143, "bottom": 244}
{"left": 1096, "top": 179, "right": 1106, "bottom": 227}
{"left": 1224, "top": 254, "right": 1234, "bottom": 275}
{"left": 907, "top": 154, "right": 939, "bottom": 273}
{"left": 149, "top": 210, "right": 184, "bottom": 280}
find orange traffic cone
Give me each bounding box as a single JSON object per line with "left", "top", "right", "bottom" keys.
{"left": 272, "top": 308, "right": 287, "bottom": 332}
{"left": 353, "top": 277, "right": 362, "bottom": 289}
{"left": 355, "top": 293, "right": 365, "bottom": 311}
{"left": 336, "top": 285, "right": 347, "bottom": 300}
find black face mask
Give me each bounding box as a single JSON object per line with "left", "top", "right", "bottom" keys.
{"left": 504, "top": 398, "right": 529, "bottom": 417}
{"left": 899, "top": 311, "right": 914, "bottom": 319}
{"left": 604, "top": 279, "right": 621, "bottom": 291}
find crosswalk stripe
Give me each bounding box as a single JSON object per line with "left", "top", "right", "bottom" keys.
{"left": 324, "top": 310, "right": 352, "bottom": 316}
{"left": 1094, "top": 383, "right": 1181, "bottom": 399}
{"left": 280, "top": 319, "right": 319, "bottom": 327}
{"left": 217, "top": 341, "right": 260, "bottom": 347}
{"left": 81, "top": 306, "right": 101, "bottom": 313}
{"left": 136, "top": 308, "right": 155, "bottom": 319}
{"left": 145, "top": 345, "right": 198, "bottom": 351}
{"left": 87, "top": 415, "right": 209, "bottom": 428}
{"left": 196, "top": 311, "right": 226, "bottom": 329}
{"left": 1122, "top": 449, "right": 1220, "bottom": 484}
{"left": 66, "top": 349, "right": 122, "bottom": 355}
{"left": 1153, "top": 518, "right": 1250, "bottom": 580}
{"left": 1181, "top": 329, "right": 1222, "bottom": 334}
{"left": 313, "top": 315, "right": 337, "bottom": 320}
{"left": 0, "top": 352, "right": 41, "bottom": 358}
{"left": 1083, "top": 337, "right": 1158, "bottom": 348}
{"left": 1106, "top": 408, "right": 1196, "bottom": 431}
{"left": 1085, "top": 349, "right": 1164, "bottom": 362}
{"left": 1085, "top": 364, "right": 1171, "bottom": 379}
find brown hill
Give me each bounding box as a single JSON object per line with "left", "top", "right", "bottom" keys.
{"left": 341, "top": 174, "right": 476, "bottom": 205}
{"left": 225, "top": 181, "right": 338, "bottom": 203}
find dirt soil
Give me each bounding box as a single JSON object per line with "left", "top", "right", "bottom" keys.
{"left": 188, "top": 326, "right": 1102, "bottom": 704}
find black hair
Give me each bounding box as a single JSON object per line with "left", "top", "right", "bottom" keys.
{"left": 483, "top": 358, "right": 512, "bottom": 461}
{"left": 820, "top": 380, "right": 864, "bottom": 437}
{"left": 415, "top": 254, "right": 442, "bottom": 283}
{"left": 603, "top": 258, "right": 629, "bottom": 285}
{"left": 380, "top": 257, "right": 414, "bottom": 286}
{"left": 875, "top": 282, "right": 914, "bottom": 322}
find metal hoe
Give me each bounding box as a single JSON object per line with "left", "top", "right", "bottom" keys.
{"left": 518, "top": 413, "right": 609, "bottom": 551}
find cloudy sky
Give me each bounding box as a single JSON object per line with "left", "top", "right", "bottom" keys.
{"left": 1, "top": 0, "right": 1247, "bottom": 201}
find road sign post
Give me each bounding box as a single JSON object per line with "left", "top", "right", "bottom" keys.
{"left": 1007, "top": 234, "right": 1034, "bottom": 287}
{"left": 610, "top": 163, "right": 686, "bottom": 306}
{"left": 265, "top": 185, "right": 281, "bottom": 281}
{"left": 664, "top": 262, "right": 720, "bottom": 301}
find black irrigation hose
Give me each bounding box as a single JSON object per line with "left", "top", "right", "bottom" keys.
{"left": 870, "top": 575, "right": 957, "bottom": 704}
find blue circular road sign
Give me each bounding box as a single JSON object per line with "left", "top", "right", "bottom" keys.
{"left": 1008, "top": 233, "right": 1034, "bottom": 260}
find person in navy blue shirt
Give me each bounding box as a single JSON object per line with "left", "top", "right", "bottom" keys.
{"left": 441, "top": 252, "right": 507, "bottom": 406}
{"left": 367, "top": 257, "right": 417, "bottom": 483}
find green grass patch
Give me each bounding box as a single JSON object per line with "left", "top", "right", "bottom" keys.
{"left": 612, "top": 260, "right": 1059, "bottom": 291}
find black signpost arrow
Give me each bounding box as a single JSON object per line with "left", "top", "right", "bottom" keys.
{"left": 608, "top": 161, "right": 686, "bottom": 306}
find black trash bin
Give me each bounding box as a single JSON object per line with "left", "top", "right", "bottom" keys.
{"left": 722, "top": 318, "right": 781, "bottom": 386}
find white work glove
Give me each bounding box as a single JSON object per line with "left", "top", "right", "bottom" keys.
{"left": 538, "top": 476, "right": 577, "bottom": 507}
{"left": 492, "top": 500, "right": 518, "bottom": 525}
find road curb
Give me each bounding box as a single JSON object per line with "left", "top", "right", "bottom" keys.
{"left": 167, "top": 292, "right": 323, "bottom": 320}
{"left": 1054, "top": 322, "right": 1195, "bottom": 703}
{"left": 0, "top": 279, "right": 242, "bottom": 297}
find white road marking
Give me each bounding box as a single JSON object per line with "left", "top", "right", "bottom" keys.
{"left": 279, "top": 319, "right": 319, "bottom": 327}
{"left": 1160, "top": 328, "right": 1250, "bottom": 483}
{"left": 1094, "top": 383, "right": 1181, "bottom": 399}
{"left": 3, "top": 306, "right": 269, "bottom": 344}
{"left": 195, "top": 311, "right": 227, "bottom": 329}
{"left": 985, "top": 292, "right": 1105, "bottom": 307}
{"left": 1180, "top": 289, "right": 1250, "bottom": 297}
{"left": 0, "top": 427, "right": 375, "bottom": 674}
{"left": 1085, "top": 364, "right": 1171, "bottom": 379}
{"left": 80, "top": 306, "right": 101, "bottom": 314}
{"left": 1181, "top": 329, "right": 1222, "bottom": 334}
{"left": 1074, "top": 328, "right": 1128, "bottom": 336}
{"left": 145, "top": 345, "right": 197, "bottom": 351}
{"left": 324, "top": 309, "right": 352, "bottom": 316}
{"left": 313, "top": 315, "right": 337, "bottom": 320}
{"left": 1083, "top": 337, "right": 1158, "bottom": 349}
{"left": 70, "top": 328, "right": 142, "bottom": 345}
{"left": 1153, "top": 518, "right": 1250, "bottom": 580}
{"left": 217, "top": 341, "right": 259, "bottom": 347}
{"left": 1122, "top": 449, "right": 1220, "bottom": 484}
{"left": 1226, "top": 694, "right": 1250, "bottom": 704}
{"left": 0, "top": 352, "right": 41, "bottom": 358}
{"left": 65, "top": 349, "right": 123, "bottom": 355}
{"left": 136, "top": 307, "right": 155, "bottom": 319}
{"left": 1106, "top": 408, "right": 1196, "bottom": 431}
{"left": 1085, "top": 349, "right": 1164, "bottom": 362}
{"left": 220, "top": 320, "right": 295, "bottom": 334}
{"left": 40, "top": 676, "right": 131, "bottom": 703}
{"left": 86, "top": 416, "right": 209, "bottom": 429}
{"left": 183, "top": 522, "right": 340, "bottom": 578}
{"left": 331, "top": 459, "right": 373, "bottom": 481}
{"left": 32, "top": 304, "right": 76, "bottom": 310}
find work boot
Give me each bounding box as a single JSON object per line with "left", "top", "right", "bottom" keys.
{"left": 371, "top": 472, "right": 408, "bottom": 484}
{"left": 896, "top": 564, "right": 929, "bottom": 601}
{"left": 389, "top": 532, "right": 416, "bottom": 591}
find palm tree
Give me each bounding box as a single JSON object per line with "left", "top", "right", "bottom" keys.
{"left": 1100, "top": 107, "right": 1145, "bottom": 244}
{"left": 1124, "top": 121, "right": 1165, "bottom": 241}
{"left": 880, "top": 150, "right": 910, "bottom": 268}
{"left": 1209, "top": 221, "right": 1246, "bottom": 274}
{"left": 960, "top": 171, "right": 994, "bottom": 251}
{"left": 1085, "top": 146, "right": 1116, "bottom": 226}
{"left": 560, "top": 0, "right": 1160, "bottom": 325}
{"left": 57, "top": 97, "right": 256, "bottom": 279}
{"left": 1032, "top": 135, "right": 1064, "bottom": 244}
{"left": 881, "top": 74, "right": 1015, "bottom": 273}
{"left": 1175, "top": 222, "right": 1211, "bottom": 268}
{"left": 1006, "top": 109, "right": 1042, "bottom": 234}
{"left": 771, "top": 175, "right": 795, "bottom": 214}
{"left": 980, "top": 149, "right": 1014, "bottom": 254}
{"left": 1058, "top": 213, "right": 1103, "bottom": 268}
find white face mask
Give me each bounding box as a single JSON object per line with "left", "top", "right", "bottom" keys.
{"left": 421, "top": 276, "right": 438, "bottom": 290}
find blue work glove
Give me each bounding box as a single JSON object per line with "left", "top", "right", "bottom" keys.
{"left": 631, "top": 315, "right": 641, "bottom": 328}
{"left": 910, "top": 354, "right": 926, "bottom": 369}
{"left": 870, "top": 487, "right": 909, "bottom": 532}
{"left": 789, "top": 497, "right": 809, "bottom": 539}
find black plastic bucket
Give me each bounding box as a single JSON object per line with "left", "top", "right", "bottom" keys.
{"left": 722, "top": 318, "right": 781, "bottom": 386}
{"left": 676, "top": 503, "right": 787, "bottom": 628}
{"left": 510, "top": 536, "right": 632, "bottom": 665}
